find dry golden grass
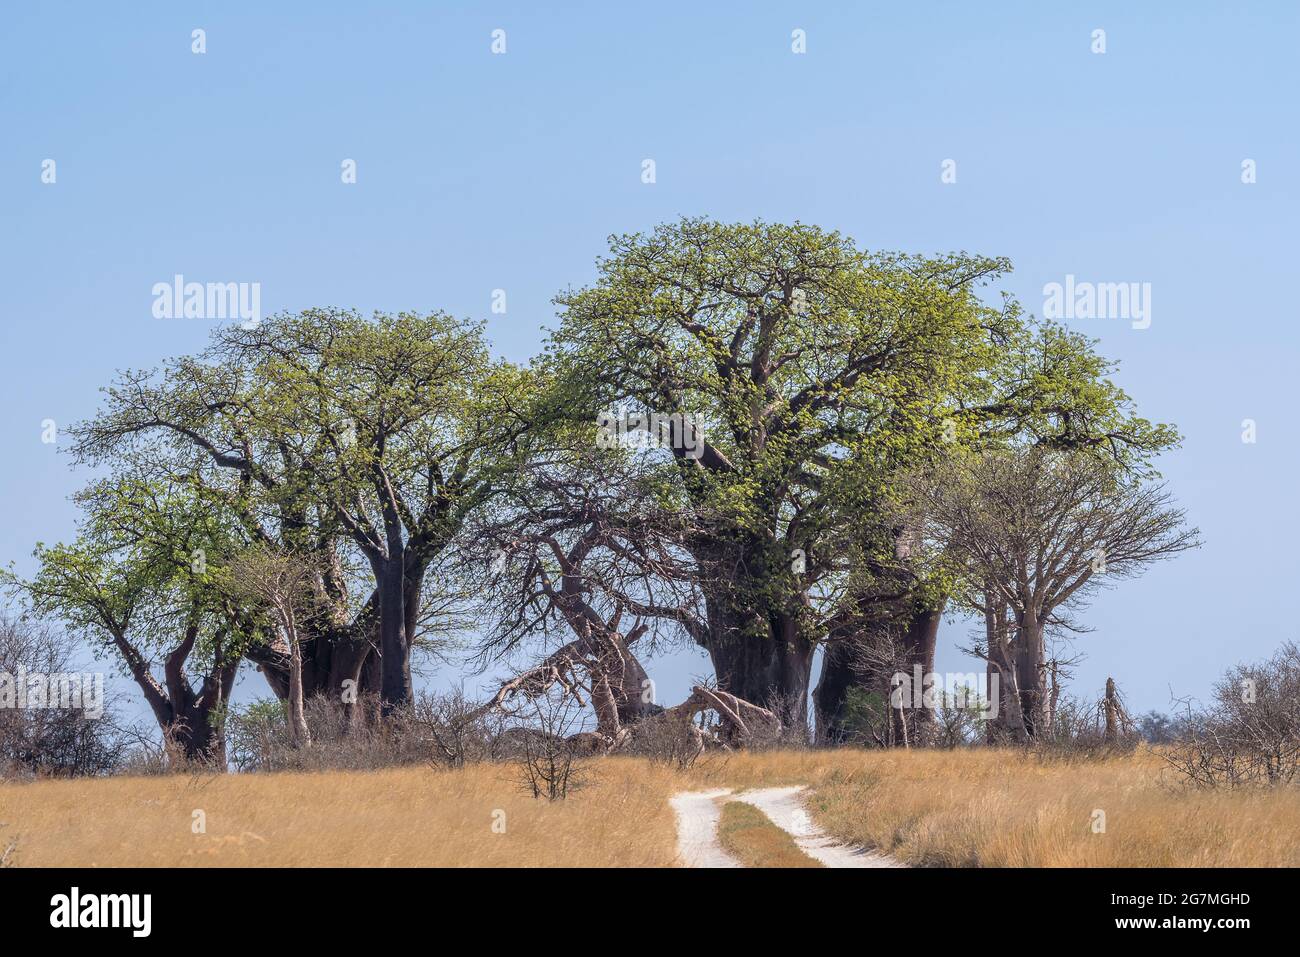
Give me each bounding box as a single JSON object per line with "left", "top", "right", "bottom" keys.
{"left": 717, "top": 800, "right": 822, "bottom": 867}
{"left": 797, "top": 748, "right": 1300, "bottom": 868}
{"left": 0, "top": 759, "right": 683, "bottom": 867}
{"left": 2, "top": 747, "right": 1297, "bottom": 867}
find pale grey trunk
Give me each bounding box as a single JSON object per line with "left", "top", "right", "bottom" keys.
{"left": 284, "top": 607, "right": 311, "bottom": 748}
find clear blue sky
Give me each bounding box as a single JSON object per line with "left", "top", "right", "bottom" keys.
{"left": 2, "top": 1, "right": 1297, "bottom": 719}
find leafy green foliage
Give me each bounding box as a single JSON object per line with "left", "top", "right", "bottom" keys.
{"left": 542, "top": 218, "right": 1179, "bottom": 651}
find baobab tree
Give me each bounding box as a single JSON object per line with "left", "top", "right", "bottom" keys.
{"left": 34, "top": 221, "right": 1188, "bottom": 744}
{"left": 66, "top": 309, "right": 530, "bottom": 714}
{"left": 547, "top": 218, "right": 1179, "bottom": 727}
{"left": 15, "top": 475, "right": 253, "bottom": 765}
{"left": 905, "top": 446, "right": 1200, "bottom": 737}
{"left": 815, "top": 319, "right": 1181, "bottom": 742}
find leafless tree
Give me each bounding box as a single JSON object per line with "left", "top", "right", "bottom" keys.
{"left": 422, "top": 687, "right": 503, "bottom": 769}
{"left": 906, "top": 446, "right": 1199, "bottom": 737}
{"left": 514, "top": 687, "right": 591, "bottom": 800}
{"left": 848, "top": 626, "right": 920, "bottom": 747}
{"left": 462, "top": 446, "right": 781, "bottom": 756}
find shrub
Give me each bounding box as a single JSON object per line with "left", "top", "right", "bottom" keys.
{"left": 838, "top": 684, "right": 988, "bottom": 749}
{"left": 511, "top": 688, "right": 590, "bottom": 800}
{"left": 1164, "top": 643, "right": 1300, "bottom": 788}
{"left": 1030, "top": 692, "right": 1139, "bottom": 762}
{"left": 225, "top": 690, "right": 501, "bottom": 773}
{"left": 1136, "top": 709, "right": 1185, "bottom": 744}
{"left": 0, "top": 615, "right": 131, "bottom": 779}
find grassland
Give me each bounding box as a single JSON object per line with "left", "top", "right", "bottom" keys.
{"left": 716, "top": 800, "right": 822, "bottom": 867}
{"left": 1, "top": 748, "right": 1297, "bottom": 867}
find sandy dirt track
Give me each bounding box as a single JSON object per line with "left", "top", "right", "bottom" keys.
{"left": 671, "top": 785, "right": 901, "bottom": 868}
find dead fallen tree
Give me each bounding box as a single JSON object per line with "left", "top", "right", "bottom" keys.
{"left": 470, "top": 638, "right": 780, "bottom": 760}
{"left": 460, "top": 446, "right": 781, "bottom": 761}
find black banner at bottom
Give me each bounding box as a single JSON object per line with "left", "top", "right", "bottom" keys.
{"left": 0, "top": 866, "right": 1278, "bottom": 943}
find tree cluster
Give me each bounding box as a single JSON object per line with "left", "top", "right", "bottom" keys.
{"left": 6, "top": 219, "right": 1198, "bottom": 766}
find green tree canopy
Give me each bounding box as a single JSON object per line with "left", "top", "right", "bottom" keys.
{"left": 542, "top": 218, "right": 1179, "bottom": 722}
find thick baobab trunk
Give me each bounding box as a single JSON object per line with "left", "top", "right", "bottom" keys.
{"left": 688, "top": 532, "right": 815, "bottom": 731}
{"left": 812, "top": 640, "right": 857, "bottom": 743}
{"left": 1015, "top": 611, "right": 1047, "bottom": 737}
{"left": 249, "top": 560, "right": 381, "bottom": 707}
{"left": 166, "top": 674, "right": 238, "bottom": 766}
{"left": 150, "top": 630, "right": 241, "bottom": 768}
{"left": 247, "top": 622, "right": 372, "bottom": 704}
{"left": 375, "top": 561, "right": 414, "bottom": 713}
{"left": 706, "top": 608, "right": 815, "bottom": 731}
{"left": 893, "top": 601, "right": 941, "bottom": 742}
{"left": 813, "top": 599, "right": 943, "bottom": 745}
{"left": 165, "top": 708, "right": 223, "bottom": 765}
{"left": 403, "top": 565, "right": 425, "bottom": 670}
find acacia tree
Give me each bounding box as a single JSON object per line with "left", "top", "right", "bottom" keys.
{"left": 906, "top": 446, "right": 1199, "bottom": 737}
{"left": 68, "top": 310, "right": 529, "bottom": 714}
{"left": 546, "top": 218, "right": 1176, "bottom": 727}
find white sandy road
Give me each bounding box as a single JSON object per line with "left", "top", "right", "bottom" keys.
{"left": 669, "top": 788, "right": 742, "bottom": 867}
{"left": 670, "top": 785, "right": 902, "bottom": 868}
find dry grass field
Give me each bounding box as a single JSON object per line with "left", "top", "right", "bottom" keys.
{"left": 2, "top": 748, "right": 1297, "bottom": 867}
{"left": 0, "top": 759, "right": 683, "bottom": 867}
{"left": 798, "top": 749, "right": 1300, "bottom": 867}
